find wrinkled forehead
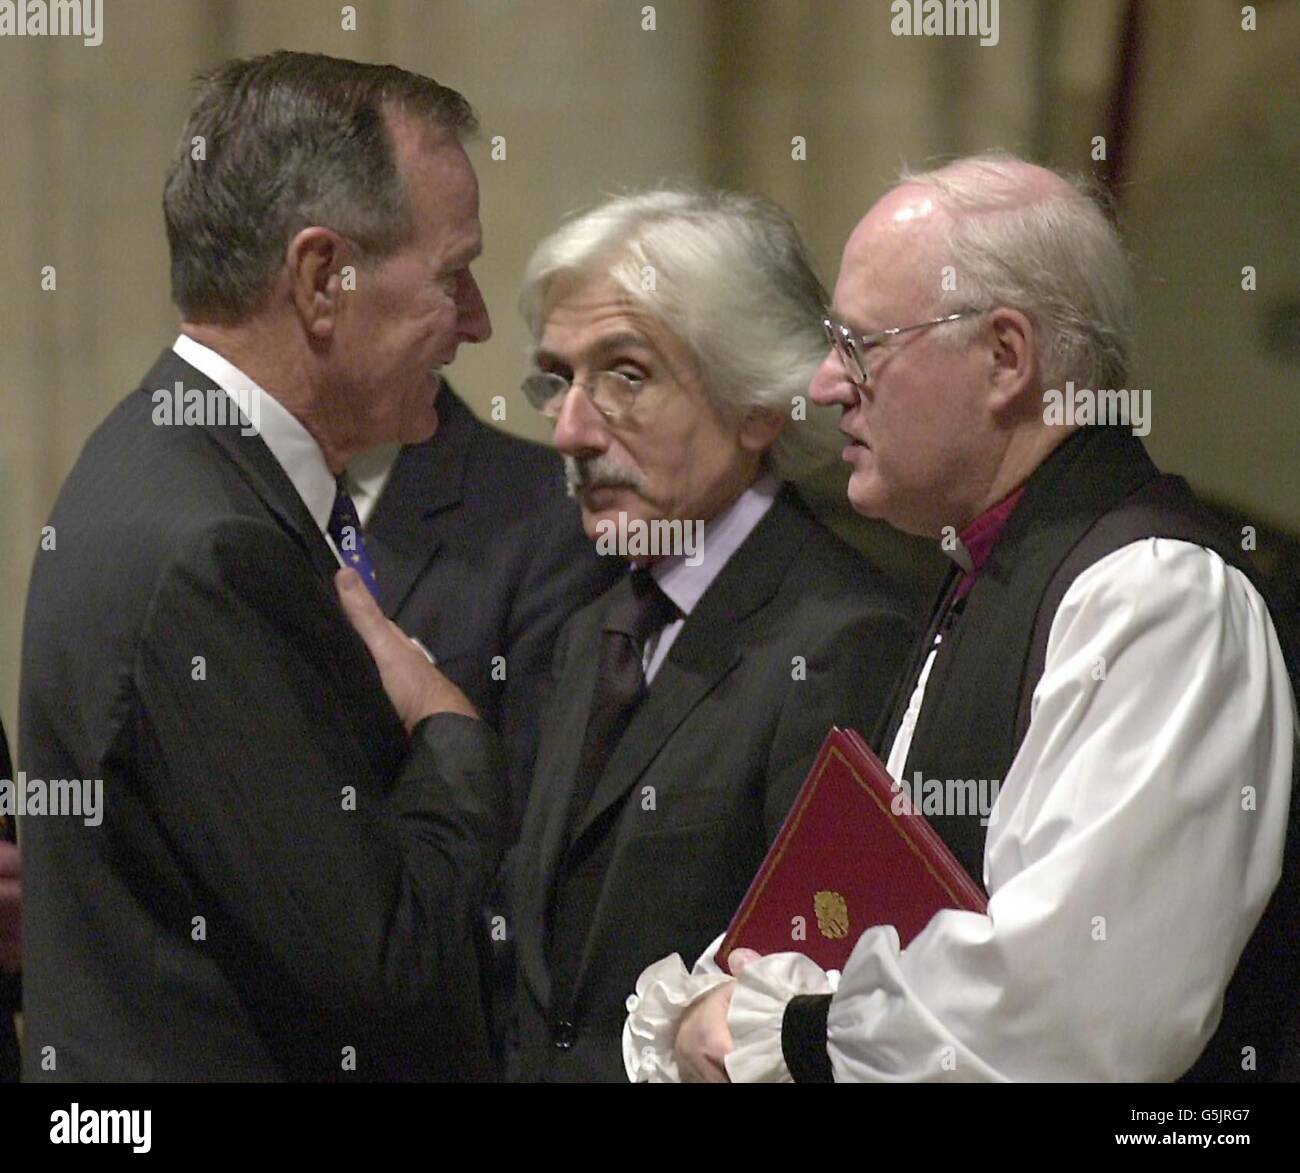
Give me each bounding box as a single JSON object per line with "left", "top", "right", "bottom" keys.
{"left": 538, "top": 272, "right": 681, "bottom": 358}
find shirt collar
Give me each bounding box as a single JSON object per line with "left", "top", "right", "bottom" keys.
{"left": 949, "top": 484, "right": 1026, "bottom": 600}
{"left": 173, "top": 334, "right": 337, "bottom": 535}
{"left": 651, "top": 474, "right": 780, "bottom": 619}
{"left": 346, "top": 442, "right": 401, "bottom": 528}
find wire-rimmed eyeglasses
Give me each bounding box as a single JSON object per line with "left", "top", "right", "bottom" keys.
{"left": 821, "top": 308, "right": 988, "bottom": 386}
{"left": 520, "top": 369, "right": 646, "bottom": 422}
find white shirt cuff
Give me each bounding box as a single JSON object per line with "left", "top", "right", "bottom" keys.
{"left": 623, "top": 936, "right": 734, "bottom": 1083}
{"left": 724, "top": 953, "right": 839, "bottom": 1083}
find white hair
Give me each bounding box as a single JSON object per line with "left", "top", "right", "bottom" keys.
{"left": 519, "top": 188, "right": 842, "bottom": 480}
{"left": 899, "top": 153, "right": 1136, "bottom": 391}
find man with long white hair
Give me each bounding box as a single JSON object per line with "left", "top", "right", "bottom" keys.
{"left": 632, "top": 155, "right": 1298, "bottom": 1083}
{"left": 509, "top": 189, "right": 916, "bottom": 1081}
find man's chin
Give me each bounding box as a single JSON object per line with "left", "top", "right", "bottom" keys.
{"left": 846, "top": 472, "right": 890, "bottom": 523}
{"left": 847, "top": 478, "right": 928, "bottom": 536}
{"left": 579, "top": 493, "right": 654, "bottom": 540}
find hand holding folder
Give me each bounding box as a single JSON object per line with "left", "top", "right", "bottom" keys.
{"left": 718, "top": 727, "right": 988, "bottom": 975}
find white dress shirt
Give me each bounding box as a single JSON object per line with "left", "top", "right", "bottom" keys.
{"left": 346, "top": 442, "right": 401, "bottom": 529}
{"left": 624, "top": 537, "right": 1297, "bottom": 1082}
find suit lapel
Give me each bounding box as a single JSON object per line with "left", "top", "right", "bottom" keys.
{"left": 565, "top": 619, "right": 740, "bottom": 854}
{"left": 565, "top": 485, "right": 814, "bottom": 854}
{"left": 140, "top": 349, "right": 340, "bottom": 586}
{"left": 365, "top": 389, "right": 472, "bottom": 617}
{"left": 534, "top": 603, "right": 608, "bottom": 893}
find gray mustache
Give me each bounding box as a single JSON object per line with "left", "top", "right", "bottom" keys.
{"left": 564, "top": 455, "right": 650, "bottom": 498}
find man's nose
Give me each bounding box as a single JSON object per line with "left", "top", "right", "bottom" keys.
{"left": 551, "top": 385, "right": 609, "bottom": 457}
{"left": 809, "top": 350, "right": 859, "bottom": 408}
{"left": 458, "top": 272, "right": 492, "bottom": 344}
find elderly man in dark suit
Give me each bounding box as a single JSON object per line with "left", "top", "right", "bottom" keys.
{"left": 19, "top": 52, "right": 506, "bottom": 1081}
{"left": 508, "top": 190, "right": 917, "bottom": 1082}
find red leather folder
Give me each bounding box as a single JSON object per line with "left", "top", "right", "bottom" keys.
{"left": 718, "top": 727, "right": 988, "bottom": 975}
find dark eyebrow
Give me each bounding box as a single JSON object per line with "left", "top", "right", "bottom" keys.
{"left": 588, "top": 331, "right": 657, "bottom": 356}
{"left": 532, "top": 346, "right": 567, "bottom": 369}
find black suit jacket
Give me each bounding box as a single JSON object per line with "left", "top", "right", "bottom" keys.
{"left": 366, "top": 387, "right": 619, "bottom": 841}
{"left": 18, "top": 349, "right": 506, "bottom": 1081}
{"left": 512, "top": 486, "right": 917, "bottom": 1081}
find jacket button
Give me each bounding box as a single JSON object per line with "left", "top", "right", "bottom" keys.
{"left": 552, "top": 1020, "right": 576, "bottom": 1049}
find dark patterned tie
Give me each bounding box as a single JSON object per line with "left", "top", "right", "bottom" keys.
{"left": 328, "top": 478, "right": 381, "bottom": 601}
{"left": 569, "top": 568, "right": 679, "bottom": 832}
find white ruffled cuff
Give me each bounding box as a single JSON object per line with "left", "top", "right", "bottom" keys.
{"left": 623, "top": 952, "right": 734, "bottom": 1083}
{"left": 724, "top": 953, "right": 839, "bottom": 1083}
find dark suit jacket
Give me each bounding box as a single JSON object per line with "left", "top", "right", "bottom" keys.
{"left": 512, "top": 486, "right": 917, "bottom": 1081}
{"left": 18, "top": 349, "right": 506, "bottom": 1082}
{"left": 366, "top": 387, "right": 619, "bottom": 841}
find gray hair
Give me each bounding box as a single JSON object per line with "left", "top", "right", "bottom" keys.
{"left": 899, "top": 154, "right": 1135, "bottom": 391}
{"left": 164, "top": 51, "right": 477, "bottom": 322}
{"left": 519, "top": 188, "right": 842, "bottom": 480}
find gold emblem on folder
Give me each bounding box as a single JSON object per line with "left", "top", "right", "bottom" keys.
{"left": 814, "top": 890, "right": 849, "bottom": 939}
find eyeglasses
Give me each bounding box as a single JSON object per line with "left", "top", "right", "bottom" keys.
{"left": 821, "top": 308, "right": 987, "bottom": 386}
{"left": 520, "top": 369, "right": 645, "bottom": 422}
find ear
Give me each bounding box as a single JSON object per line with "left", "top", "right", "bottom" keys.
{"left": 285, "top": 227, "right": 348, "bottom": 339}
{"left": 738, "top": 406, "right": 787, "bottom": 455}
{"left": 985, "top": 307, "right": 1039, "bottom": 416}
